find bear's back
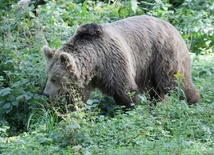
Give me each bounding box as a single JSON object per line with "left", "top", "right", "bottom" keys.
{"left": 102, "top": 15, "right": 188, "bottom": 63}
{"left": 103, "top": 15, "right": 183, "bottom": 51}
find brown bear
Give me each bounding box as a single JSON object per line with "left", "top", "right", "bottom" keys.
{"left": 42, "top": 15, "right": 200, "bottom": 108}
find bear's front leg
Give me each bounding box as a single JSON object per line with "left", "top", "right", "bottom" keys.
{"left": 113, "top": 90, "right": 140, "bottom": 108}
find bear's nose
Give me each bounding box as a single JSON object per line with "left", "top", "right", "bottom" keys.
{"left": 43, "top": 92, "right": 49, "bottom": 98}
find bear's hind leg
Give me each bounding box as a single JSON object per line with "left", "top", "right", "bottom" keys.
{"left": 182, "top": 80, "right": 200, "bottom": 104}
{"left": 154, "top": 70, "right": 200, "bottom": 104}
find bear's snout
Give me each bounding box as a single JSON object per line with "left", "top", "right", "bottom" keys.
{"left": 43, "top": 92, "right": 49, "bottom": 98}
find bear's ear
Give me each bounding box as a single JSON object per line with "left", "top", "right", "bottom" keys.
{"left": 42, "top": 45, "right": 55, "bottom": 61}
{"left": 76, "top": 23, "right": 103, "bottom": 38}
{"left": 66, "top": 23, "right": 103, "bottom": 46}
{"left": 78, "top": 23, "right": 103, "bottom": 36}
{"left": 59, "top": 52, "right": 77, "bottom": 73}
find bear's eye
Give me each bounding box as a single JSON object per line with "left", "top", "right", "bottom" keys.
{"left": 51, "top": 78, "right": 57, "bottom": 83}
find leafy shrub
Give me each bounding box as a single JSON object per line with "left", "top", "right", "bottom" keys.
{"left": 0, "top": 5, "right": 47, "bottom": 134}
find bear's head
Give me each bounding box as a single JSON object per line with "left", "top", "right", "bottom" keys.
{"left": 42, "top": 45, "right": 80, "bottom": 99}
{"left": 42, "top": 23, "right": 103, "bottom": 100}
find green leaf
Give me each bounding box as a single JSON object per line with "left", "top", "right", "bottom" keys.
{"left": 131, "top": 0, "right": 138, "bottom": 13}
{"left": 11, "top": 101, "right": 19, "bottom": 107}
{"left": 8, "top": 95, "right": 15, "bottom": 101}
{"left": 16, "top": 95, "right": 24, "bottom": 101}
{"left": 29, "top": 11, "right": 35, "bottom": 18}
{"left": 0, "top": 88, "right": 11, "bottom": 96}
{"left": 38, "top": 137, "right": 53, "bottom": 145}
{"left": 2, "top": 103, "right": 11, "bottom": 110}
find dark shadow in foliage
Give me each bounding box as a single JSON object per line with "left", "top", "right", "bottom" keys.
{"left": 169, "top": 0, "right": 185, "bottom": 7}
{"left": 18, "top": 0, "right": 48, "bottom": 15}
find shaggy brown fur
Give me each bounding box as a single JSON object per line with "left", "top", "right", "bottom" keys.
{"left": 43, "top": 15, "right": 200, "bottom": 108}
